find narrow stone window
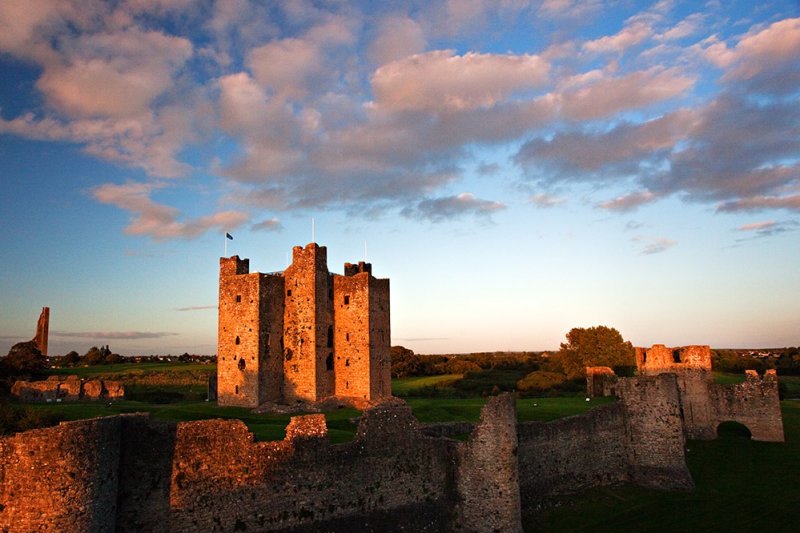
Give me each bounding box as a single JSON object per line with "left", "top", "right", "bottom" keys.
{"left": 326, "top": 353, "right": 333, "bottom": 371}
{"left": 287, "top": 289, "right": 292, "bottom": 297}
{"left": 642, "top": 352, "right": 647, "bottom": 364}
{"left": 235, "top": 295, "right": 241, "bottom": 303}
{"left": 344, "top": 295, "right": 350, "bottom": 305}
{"left": 327, "top": 325, "right": 333, "bottom": 347}
{"left": 235, "top": 336, "right": 240, "bottom": 345}
{"left": 346, "top": 332, "right": 349, "bottom": 342}
{"left": 238, "top": 358, "right": 246, "bottom": 371}
{"left": 672, "top": 350, "right": 681, "bottom": 364}
{"left": 345, "top": 358, "right": 350, "bottom": 367}
{"left": 235, "top": 385, "right": 239, "bottom": 394}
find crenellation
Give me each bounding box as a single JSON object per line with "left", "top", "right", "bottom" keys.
{"left": 218, "top": 242, "right": 390, "bottom": 408}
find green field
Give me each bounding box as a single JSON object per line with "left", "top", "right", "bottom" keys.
{"left": 24, "top": 400, "right": 361, "bottom": 443}
{"left": 535, "top": 400, "right": 800, "bottom": 531}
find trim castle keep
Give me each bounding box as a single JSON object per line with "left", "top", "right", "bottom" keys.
{"left": 217, "top": 242, "right": 391, "bottom": 407}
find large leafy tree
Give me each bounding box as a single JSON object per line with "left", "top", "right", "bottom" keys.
{"left": 556, "top": 326, "right": 635, "bottom": 379}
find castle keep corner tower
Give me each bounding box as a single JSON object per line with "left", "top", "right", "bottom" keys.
{"left": 217, "top": 243, "right": 390, "bottom": 408}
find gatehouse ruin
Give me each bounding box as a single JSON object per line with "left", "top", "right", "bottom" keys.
{"left": 586, "top": 344, "right": 784, "bottom": 442}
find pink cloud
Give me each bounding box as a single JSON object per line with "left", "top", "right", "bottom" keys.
{"left": 583, "top": 20, "right": 652, "bottom": 54}
{"left": 599, "top": 191, "right": 658, "bottom": 212}
{"left": 737, "top": 221, "right": 776, "bottom": 232}
{"left": 37, "top": 28, "right": 192, "bottom": 119}
{"left": 371, "top": 50, "right": 549, "bottom": 112}
{"left": 725, "top": 18, "right": 800, "bottom": 81}
{"left": 93, "top": 182, "right": 249, "bottom": 240}
{"left": 368, "top": 15, "right": 426, "bottom": 66}
{"left": 559, "top": 67, "right": 695, "bottom": 120}
{"left": 247, "top": 38, "right": 322, "bottom": 98}
{"left": 717, "top": 195, "right": 800, "bottom": 213}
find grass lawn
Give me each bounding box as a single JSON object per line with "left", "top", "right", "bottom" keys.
{"left": 47, "top": 362, "right": 214, "bottom": 377}
{"left": 533, "top": 400, "right": 800, "bottom": 532}
{"left": 24, "top": 400, "right": 361, "bottom": 443}
{"left": 392, "top": 374, "right": 463, "bottom": 395}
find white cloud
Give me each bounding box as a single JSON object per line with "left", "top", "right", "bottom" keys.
{"left": 633, "top": 236, "right": 677, "bottom": 255}
{"left": 252, "top": 218, "right": 284, "bottom": 232}
{"left": 529, "top": 193, "right": 566, "bottom": 208}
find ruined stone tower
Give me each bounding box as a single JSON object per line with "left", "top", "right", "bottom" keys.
{"left": 34, "top": 307, "right": 49, "bottom": 356}
{"left": 217, "top": 243, "right": 390, "bottom": 408}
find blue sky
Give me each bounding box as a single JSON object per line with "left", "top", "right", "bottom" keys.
{"left": 1, "top": 0, "right": 798, "bottom": 356}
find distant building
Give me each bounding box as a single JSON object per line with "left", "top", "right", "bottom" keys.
{"left": 217, "top": 242, "right": 391, "bottom": 408}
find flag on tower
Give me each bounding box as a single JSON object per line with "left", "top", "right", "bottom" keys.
{"left": 226, "top": 233, "right": 233, "bottom": 240}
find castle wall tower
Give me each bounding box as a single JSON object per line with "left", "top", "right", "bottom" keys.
{"left": 218, "top": 257, "right": 283, "bottom": 407}
{"left": 282, "top": 243, "right": 334, "bottom": 402}
{"left": 333, "top": 262, "right": 391, "bottom": 401}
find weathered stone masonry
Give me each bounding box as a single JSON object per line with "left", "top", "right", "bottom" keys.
{"left": 1, "top": 389, "right": 693, "bottom": 532}
{"left": 587, "top": 344, "right": 784, "bottom": 442}
{"left": 217, "top": 243, "right": 390, "bottom": 408}
{"left": 11, "top": 374, "right": 125, "bottom": 402}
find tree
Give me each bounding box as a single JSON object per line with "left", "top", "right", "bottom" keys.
{"left": 82, "top": 346, "right": 104, "bottom": 366}
{"left": 1, "top": 341, "right": 47, "bottom": 375}
{"left": 555, "top": 326, "right": 635, "bottom": 379}
{"left": 63, "top": 351, "right": 80, "bottom": 366}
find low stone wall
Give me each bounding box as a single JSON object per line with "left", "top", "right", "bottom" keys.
{"left": 519, "top": 403, "right": 629, "bottom": 502}
{"left": 11, "top": 375, "right": 125, "bottom": 402}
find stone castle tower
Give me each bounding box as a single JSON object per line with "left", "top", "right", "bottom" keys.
{"left": 217, "top": 243, "right": 391, "bottom": 407}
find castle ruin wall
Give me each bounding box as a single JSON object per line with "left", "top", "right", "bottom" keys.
{"left": 11, "top": 375, "right": 125, "bottom": 402}
{"left": 615, "top": 374, "right": 694, "bottom": 490}
{"left": 710, "top": 370, "right": 784, "bottom": 441}
{"left": 518, "top": 403, "right": 630, "bottom": 503}
{"left": 0, "top": 417, "right": 121, "bottom": 532}
{"left": 593, "top": 345, "right": 785, "bottom": 443}
{"left": 1, "top": 393, "right": 696, "bottom": 531}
